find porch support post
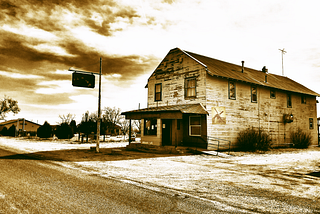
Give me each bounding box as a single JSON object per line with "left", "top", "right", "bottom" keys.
{"left": 129, "top": 119, "right": 132, "bottom": 144}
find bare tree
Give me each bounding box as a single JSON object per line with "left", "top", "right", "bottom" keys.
{"left": 133, "top": 120, "right": 141, "bottom": 133}
{"left": 102, "top": 107, "right": 121, "bottom": 135}
{"left": 119, "top": 116, "right": 130, "bottom": 136}
{"left": 0, "top": 95, "right": 20, "bottom": 120}
{"left": 58, "top": 113, "right": 75, "bottom": 125}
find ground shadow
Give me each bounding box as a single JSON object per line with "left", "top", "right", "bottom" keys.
{"left": 0, "top": 148, "right": 193, "bottom": 162}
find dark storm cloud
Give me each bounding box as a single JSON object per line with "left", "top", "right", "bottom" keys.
{"left": 0, "top": 0, "right": 157, "bottom": 79}
{"left": 0, "top": 0, "right": 161, "bottom": 108}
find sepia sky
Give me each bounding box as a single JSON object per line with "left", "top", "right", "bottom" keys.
{"left": 1, "top": 0, "right": 320, "bottom": 125}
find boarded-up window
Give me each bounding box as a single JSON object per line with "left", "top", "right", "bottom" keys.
{"left": 301, "top": 95, "right": 306, "bottom": 104}
{"left": 251, "top": 86, "right": 257, "bottom": 103}
{"left": 270, "top": 90, "right": 276, "bottom": 99}
{"left": 185, "top": 78, "right": 196, "bottom": 98}
{"left": 189, "top": 116, "right": 201, "bottom": 136}
{"left": 155, "top": 83, "right": 162, "bottom": 101}
{"left": 144, "top": 119, "right": 157, "bottom": 135}
{"left": 228, "top": 81, "right": 236, "bottom": 100}
{"left": 287, "top": 94, "right": 292, "bottom": 108}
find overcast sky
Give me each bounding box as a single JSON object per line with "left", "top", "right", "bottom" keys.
{"left": 1, "top": 0, "right": 320, "bottom": 125}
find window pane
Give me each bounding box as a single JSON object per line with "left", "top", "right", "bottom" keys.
{"left": 190, "top": 116, "right": 200, "bottom": 125}
{"left": 270, "top": 90, "right": 276, "bottom": 99}
{"left": 144, "top": 119, "right": 157, "bottom": 135}
{"left": 186, "top": 78, "right": 196, "bottom": 97}
{"left": 309, "top": 118, "right": 314, "bottom": 129}
{"left": 155, "top": 84, "right": 161, "bottom": 92}
{"left": 251, "top": 87, "right": 257, "bottom": 102}
{"left": 155, "top": 84, "right": 161, "bottom": 101}
{"left": 155, "top": 93, "right": 161, "bottom": 101}
{"left": 188, "top": 79, "right": 195, "bottom": 87}
{"left": 287, "top": 94, "right": 292, "bottom": 107}
{"left": 191, "top": 126, "right": 201, "bottom": 136}
{"left": 229, "top": 82, "right": 236, "bottom": 99}
{"left": 187, "top": 88, "right": 195, "bottom": 97}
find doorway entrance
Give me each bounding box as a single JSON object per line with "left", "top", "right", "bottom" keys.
{"left": 162, "top": 119, "right": 171, "bottom": 146}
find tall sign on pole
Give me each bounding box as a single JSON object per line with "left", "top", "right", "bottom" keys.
{"left": 69, "top": 58, "right": 102, "bottom": 153}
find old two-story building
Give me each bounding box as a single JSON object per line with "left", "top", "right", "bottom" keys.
{"left": 122, "top": 48, "right": 319, "bottom": 149}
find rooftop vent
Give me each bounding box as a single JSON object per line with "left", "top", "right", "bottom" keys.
{"left": 241, "top": 61, "right": 244, "bottom": 73}
{"left": 262, "top": 66, "right": 268, "bottom": 73}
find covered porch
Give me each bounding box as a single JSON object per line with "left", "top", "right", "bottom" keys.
{"left": 121, "top": 103, "right": 209, "bottom": 148}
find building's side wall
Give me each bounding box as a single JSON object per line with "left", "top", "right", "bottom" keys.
{"left": 206, "top": 74, "right": 318, "bottom": 146}
{"left": 147, "top": 49, "right": 207, "bottom": 107}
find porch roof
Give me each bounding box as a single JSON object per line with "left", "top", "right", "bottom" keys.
{"left": 121, "top": 103, "right": 209, "bottom": 120}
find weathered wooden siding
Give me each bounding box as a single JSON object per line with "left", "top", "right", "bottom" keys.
{"left": 206, "top": 74, "right": 318, "bottom": 146}
{"left": 147, "top": 49, "right": 207, "bottom": 107}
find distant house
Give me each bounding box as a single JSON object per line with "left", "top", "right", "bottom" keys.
{"left": 0, "top": 118, "right": 41, "bottom": 133}
{"left": 122, "top": 48, "right": 319, "bottom": 149}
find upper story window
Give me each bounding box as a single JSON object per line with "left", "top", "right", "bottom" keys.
{"left": 287, "top": 94, "right": 292, "bottom": 108}
{"left": 251, "top": 86, "right": 257, "bottom": 103}
{"left": 270, "top": 89, "right": 276, "bottom": 99}
{"left": 185, "top": 78, "right": 196, "bottom": 98}
{"left": 301, "top": 95, "right": 307, "bottom": 104}
{"left": 228, "top": 81, "right": 236, "bottom": 100}
{"left": 154, "top": 83, "right": 162, "bottom": 101}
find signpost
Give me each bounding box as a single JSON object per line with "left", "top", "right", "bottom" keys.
{"left": 72, "top": 72, "right": 95, "bottom": 88}
{"left": 69, "top": 58, "right": 102, "bottom": 152}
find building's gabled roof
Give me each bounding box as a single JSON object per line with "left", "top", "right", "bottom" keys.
{"left": 177, "top": 48, "right": 319, "bottom": 97}
{"left": 0, "top": 118, "right": 41, "bottom": 126}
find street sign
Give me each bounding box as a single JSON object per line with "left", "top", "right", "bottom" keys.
{"left": 72, "top": 72, "right": 95, "bottom": 88}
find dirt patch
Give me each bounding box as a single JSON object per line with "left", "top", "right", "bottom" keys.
{"left": 0, "top": 147, "right": 194, "bottom": 162}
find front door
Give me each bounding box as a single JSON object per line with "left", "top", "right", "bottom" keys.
{"left": 162, "top": 119, "right": 171, "bottom": 146}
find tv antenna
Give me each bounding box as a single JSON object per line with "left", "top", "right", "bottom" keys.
{"left": 279, "top": 48, "right": 286, "bottom": 76}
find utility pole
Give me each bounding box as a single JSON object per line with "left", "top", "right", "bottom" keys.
{"left": 69, "top": 58, "right": 102, "bottom": 153}
{"left": 279, "top": 48, "right": 286, "bottom": 76}
{"left": 96, "top": 57, "right": 102, "bottom": 153}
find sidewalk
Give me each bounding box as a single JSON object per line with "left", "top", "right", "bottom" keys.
{"left": 1, "top": 137, "right": 320, "bottom": 213}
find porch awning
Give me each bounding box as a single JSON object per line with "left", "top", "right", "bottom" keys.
{"left": 121, "top": 103, "right": 209, "bottom": 120}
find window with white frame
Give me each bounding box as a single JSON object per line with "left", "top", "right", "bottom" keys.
{"left": 189, "top": 116, "right": 201, "bottom": 136}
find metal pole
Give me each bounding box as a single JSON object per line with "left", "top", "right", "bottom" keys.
{"left": 129, "top": 119, "right": 132, "bottom": 145}
{"left": 96, "top": 57, "right": 102, "bottom": 153}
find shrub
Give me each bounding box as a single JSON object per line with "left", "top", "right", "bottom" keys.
{"left": 37, "top": 121, "right": 53, "bottom": 139}
{"left": 1, "top": 127, "right": 8, "bottom": 136}
{"left": 236, "top": 127, "right": 272, "bottom": 152}
{"left": 7, "top": 125, "right": 16, "bottom": 137}
{"left": 55, "top": 123, "right": 73, "bottom": 139}
{"left": 290, "top": 128, "right": 312, "bottom": 149}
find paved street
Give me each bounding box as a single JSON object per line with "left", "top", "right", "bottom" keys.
{"left": 0, "top": 137, "right": 320, "bottom": 213}
{"left": 0, "top": 148, "right": 254, "bottom": 214}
